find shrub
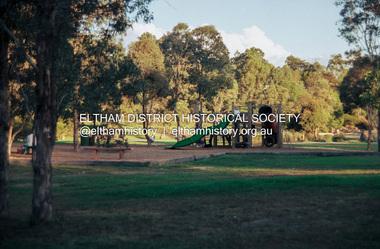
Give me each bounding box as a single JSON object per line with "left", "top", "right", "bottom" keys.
{"left": 305, "top": 133, "right": 314, "bottom": 142}
{"left": 319, "top": 135, "right": 333, "bottom": 142}
{"left": 333, "top": 134, "right": 346, "bottom": 142}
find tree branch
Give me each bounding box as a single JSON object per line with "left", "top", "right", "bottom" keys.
{"left": 10, "top": 62, "right": 34, "bottom": 121}
{"left": 0, "top": 19, "right": 37, "bottom": 70}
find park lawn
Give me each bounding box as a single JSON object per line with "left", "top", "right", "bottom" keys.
{"left": 290, "top": 141, "right": 379, "bottom": 151}
{"left": 1, "top": 155, "right": 380, "bottom": 249}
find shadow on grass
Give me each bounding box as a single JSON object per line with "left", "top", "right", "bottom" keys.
{"left": 2, "top": 154, "right": 380, "bottom": 249}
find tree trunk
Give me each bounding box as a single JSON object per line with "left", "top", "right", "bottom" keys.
{"left": 73, "top": 108, "right": 79, "bottom": 151}
{"left": 0, "top": 28, "right": 10, "bottom": 219}
{"left": 8, "top": 119, "right": 26, "bottom": 156}
{"left": 367, "top": 129, "right": 372, "bottom": 151}
{"left": 366, "top": 106, "right": 373, "bottom": 151}
{"left": 7, "top": 119, "right": 13, "bottom": 157}
{"left": 143, "top": 111, "right": 151, "bottom": 147}
{"left": 378, "top": 110, "right": 380, "bottom": 152}
{"left": 142, "top": 92, "right": 151, "bottom": 146}
{"left": 73, "top": 81, "right": 79, "bottom": 151}
{"left": 175, "top": 108, "right": 180, "bottom": 142}
{"left": 31, "top": 0, "right": 57, "bottom": 223}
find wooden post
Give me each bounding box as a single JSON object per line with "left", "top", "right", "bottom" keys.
{"left": 213, "top": 119, "right": 217, "bottom": 147}
{"left": 199, "top": 101, "right": 203, "bottom": 129}
{"left": 232, "top": 102, "right": 236, "bottom": 148}
{"left": 277, "top": 104, "right": 283, "bottom": 149}
{"left": 119, "top": 150, "right": 124, "bottom": 160}
{"left": 248, "top": 103, "right": 252, "bottom": 148}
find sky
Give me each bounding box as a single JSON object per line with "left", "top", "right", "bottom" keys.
{"left": 121, "top": 0, "right": 352, "bottom": 67}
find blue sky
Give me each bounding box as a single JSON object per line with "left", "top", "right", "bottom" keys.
{"left": 122, "top": 0, "right": 351, "bottom": 67}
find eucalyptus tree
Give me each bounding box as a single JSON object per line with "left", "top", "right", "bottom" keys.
{"left": 1, "top": 0, "right": 154, "bottom": 222}
{"left": 0, "top": 0, "right": 12, "bottom": 218}
{"left": 233, "top": 47, "right": 274, "bottom": 106}
{"left": 189, "top": 25, "right": 232, "bottom": 106}
{"left": 0, "top": 0, "right": 29, "bottom": 219}
{"left": 126, "top": 33, "right": 169, "bottom": 146}
{"left": 68, "top": 34, "right": 138, "bottom": 150}
{"left": 336, "top": 0, "right": 380, "bottom": 151}
{"left": 160, "top": 23, "right": 194, "bottom": 134}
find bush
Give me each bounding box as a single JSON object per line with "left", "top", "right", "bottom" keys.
{"left": 360, "top": 131, "right": 377, "bottom": 142}
{"left": 332, "top": 134, "right": 346, "bottom": 142}
{"left": 56, "top": 118, "right": 68, "bottom": 140}
{"left": 305, "top": 133, "right": 314, "bottom": 142}
{"left": 96, "top": 135, "right": 129, "bottom": 147}
{"left": 319, "top": 135, "right": 333, "bottom": 142}
{"left": 283, "top": 131, "right": 306, "bottom": 142}
{"left": 283, "top": 131, "right": 294, "bottom": 143}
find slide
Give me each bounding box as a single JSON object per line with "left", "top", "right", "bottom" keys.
{"left": 165, "top": 120, "right": 230, "bottom": 149}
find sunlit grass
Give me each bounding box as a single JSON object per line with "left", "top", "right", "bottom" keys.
{"left": 2, "top": 154, "right": 380, "bottom": 249}
{"left": 290, "top": 141, "right": 378, "bottom": 151}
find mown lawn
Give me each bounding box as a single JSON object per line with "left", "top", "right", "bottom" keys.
{"left": 290, "top": 141, "right": 378, "bottom": 151}
{"left": 1, "top": 155, "right": 380, "bottom": 249}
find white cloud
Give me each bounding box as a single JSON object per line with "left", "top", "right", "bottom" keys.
{"left": 121, "top": 24, "right": 290, "bottom": 67}
{"left": 219, "top": 26, "right": 291, "bottom": 67}
{"left": 121, "top": 23, "right": 167, "bottom": 48}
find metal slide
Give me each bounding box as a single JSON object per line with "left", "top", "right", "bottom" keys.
{"left": 164, "top": 120, "right": 230, "bottom": 149}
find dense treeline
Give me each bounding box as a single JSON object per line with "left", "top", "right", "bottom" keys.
{"left": 120, "top": 23, "right": 354, "bottom": 139}
{"left": 6, "top": 22, "right": 378, "bottom": 145}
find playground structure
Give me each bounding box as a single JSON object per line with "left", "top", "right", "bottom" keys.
{"left": 165, "top": 102, "right": 283, "bottom": 149}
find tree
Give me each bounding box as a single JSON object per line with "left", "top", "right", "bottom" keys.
{"left": 0, "top": 12, "right": 10, "bottom": 219}
{"left": 361, "top": 69, "right": 380, "bottom": 148}
{"left": 340, "top": 56, "right": 377, "bottom": 150}
{"left": 0, "top": 0, "right": 26, "bottom": 219}
{"left": 206, "top": 63, "right": 238, "bottom": 113}
{"left": 29, "top": 0, "right": 154, "bottom": 222}
{"left": 336, "top": 0, "right": 380, "bottom": 151}
{"left": 189, "top": 25, "right": 231, "bottom": 104}
{"left": 327, "top": 54, "right": 349, "bottom": 84}
{"left": 362, "top": 69, "right": 380, "bottom": 111}
{"left": 285, "top": 55, "right": 310, "bottom": 72}
{"left": 8, "top": 62, "right": 35, "bottom": 156}
{"left": 66, "top": 34, "right": 137, "bottom": 150}
{"left": 340, "top": 56, "right": 374, "bottom": 109}
{"left": 0, "top": 0, "right": 154, "bottom": 222}
{"left": 234, "top": 47, "right": 273, "bottom": 106}
{"left": 31, "top": 0, "right": 66, "bottom": 222}
{"left": 160, "top": 23, "right": 194, "bottom": 136}
{"left": 126, "top": 33, "right": 169, "bottom": 146}
{"left": 299, "top": 78, "right": 341, "bottom": 139}
{"left": 336, "top": 0, "right": 379, "bottom": 61}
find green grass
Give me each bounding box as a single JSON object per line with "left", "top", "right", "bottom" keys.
{"left": 1, "top": 155, "right": 380, "bottom": 249}
{"left": 58, "top": 133, "right": 379, "bottom": 149}
{"left": 290, "top": 141, "right": 378, "bottom": 151}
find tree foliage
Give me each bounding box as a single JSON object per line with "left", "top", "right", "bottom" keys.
{"left": 126, "top": 33, "right": 169, "bottom": 145}
{"left": 0, "top": 0, "right": 155, "bottom": 222}
{"left": 189, "top": 25, "right": 231, "bottom": 102}
{"left": 336, "top": 0, "right": 380, "bottom": 60}
{"left": 336, "top": 0, "right": 380, "bottom": 151}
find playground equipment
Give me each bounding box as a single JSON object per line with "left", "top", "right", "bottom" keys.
{"left": 259, "top": 105, "right": 278, "bottom": 147}
{"left": 165, "top": 102, "right": 283, "bottom": 149}
{"left": 164, "top": 120, "right": 230, "bottom": 149}
{"left": 232, "top": 103, "right": 252, "bottom": 148}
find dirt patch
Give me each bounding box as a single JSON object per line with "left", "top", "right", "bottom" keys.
{"left": 10, "top": 143, "right": 378, "bottom": 166}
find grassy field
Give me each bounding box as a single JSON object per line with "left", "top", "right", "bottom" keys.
{"left": 1, "top": 155, "right": 380, "bottom": 248}
{"left": 55, "top": 133, "right": 379, "bottom": 149}
{"left": 289, "top": 142, "right": 379, "bottom": 152}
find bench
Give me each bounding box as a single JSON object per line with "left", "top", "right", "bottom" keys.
{"left": 83, "top": 147, "right": 131, "bottom": 160}
{"left": 19, "top": 145, "right": 36, "bottom": 154}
